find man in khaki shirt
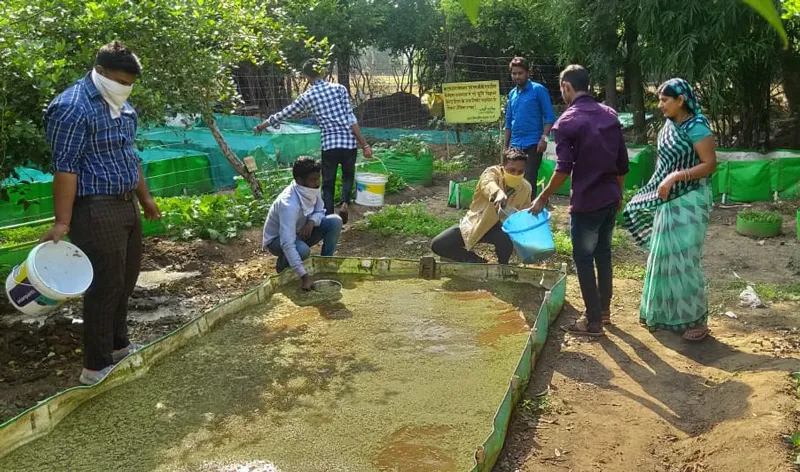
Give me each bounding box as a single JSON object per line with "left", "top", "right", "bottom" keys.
{"left": 431, "top": 148, "right": 532, "bottom": 264}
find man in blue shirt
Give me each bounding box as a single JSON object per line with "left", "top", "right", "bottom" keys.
{"left": 254, "top": 62, "right": 373, "bottom": 225}
{"left": 263, "top": 158, "right": 343, "bottom": 291}
{"left": 41, "top": 42, "right": 161, "bottom": 385}
{"left": 504, "top": 57, "right": 556, "bottom": 196}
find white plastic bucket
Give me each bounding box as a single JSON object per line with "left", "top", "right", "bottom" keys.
{"left": 5, "top": 241, "right": 94, "bottom": 316}
{"left": 355, "top": 172, "right": 388, "bottom": 207}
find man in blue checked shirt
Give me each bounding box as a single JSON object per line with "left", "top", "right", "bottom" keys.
{"left": 504, "top": 57, "right": 556, "bottom": 197}
{"left": 40, "top": 42, "right": 161, "bottom": 386}
{"left": 254, "top": 61, "right": 373, "bottom": 225}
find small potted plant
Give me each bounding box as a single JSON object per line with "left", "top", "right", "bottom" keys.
{"left": 735, "top": 210, "right": 783, "bottom": 239}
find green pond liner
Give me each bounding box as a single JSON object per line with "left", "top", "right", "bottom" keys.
{"left": 0, "top": 257, "right": 567, "bottom": 472}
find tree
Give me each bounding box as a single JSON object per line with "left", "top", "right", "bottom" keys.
{"left": 0, "top": 0, "right": 321, "bottom": 197}
{"left": 549, "top": 0, "right": 625, "bottom": 109}
{"left": 778, "top": 0, "right": 800, "bottom": 146}
{"left": 376, "top": 0, "right": 439, "bottom": 94}
{"left": 637, "top": 0, "right": 778, "bottom": 148}
{"left": 287, "top": 0, "right": 385, "bottom": 94}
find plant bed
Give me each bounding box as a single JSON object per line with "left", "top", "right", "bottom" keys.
{"left": 735, "top": 210, "right": 783, "bottom": 238}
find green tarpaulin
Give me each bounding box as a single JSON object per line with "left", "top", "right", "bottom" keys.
{"left": 715, "top": 149, "right": 800, "bottom": 202}
{"left": 138, "top": 149, "right": 214, "bottom": 197}
{"left": 137, "top": 128, "right": 279, "bottom": 190}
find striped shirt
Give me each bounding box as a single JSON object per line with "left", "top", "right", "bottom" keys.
{"left": 44, "top": 74, "right": 140, "bottom": 196}
{"left": 267, "top": 80, "right": 358, "bottom": 151}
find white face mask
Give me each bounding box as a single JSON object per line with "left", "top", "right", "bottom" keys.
{"left": 91, "top": 69, "right": 133, "bottom": 119}
{"left": 293, "top": 181, "right": 320, "bottom": 216}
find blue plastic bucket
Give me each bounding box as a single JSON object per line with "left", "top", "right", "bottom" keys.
{"left": 501, "top": 209, "right": 556, "bottom": 263}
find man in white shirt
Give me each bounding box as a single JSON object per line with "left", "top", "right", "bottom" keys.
{"left": 262, "top": 158, "right": 343, "bottom": 290}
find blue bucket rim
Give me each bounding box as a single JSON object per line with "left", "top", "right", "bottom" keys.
{"left": 502, "top": 208, "right": 551, "bottom": 234}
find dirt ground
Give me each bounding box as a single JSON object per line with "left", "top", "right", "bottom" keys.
{"left": 1, "top": 173, "right": 799, "bottom": 471}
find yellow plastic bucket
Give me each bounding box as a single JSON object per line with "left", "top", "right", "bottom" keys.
{"left": 355, "top": 172, "right": 388, "bottom": 207}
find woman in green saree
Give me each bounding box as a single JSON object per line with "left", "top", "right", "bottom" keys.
{"left": 623, "top": 78, "right": 717, "bottom": 341}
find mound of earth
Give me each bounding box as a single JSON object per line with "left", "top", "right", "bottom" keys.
{"left": 355, "top": 92, "right": 431, "bottom": 128}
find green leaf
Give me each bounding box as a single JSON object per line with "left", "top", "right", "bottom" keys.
{"left": 459, "top": 0, "right": 480, "bottom": 24}
{"left": 742, "top": 0, "right": 788, "bottom": 49}
{"left": 784, "top": 432, "right": 800, "bottom": 447}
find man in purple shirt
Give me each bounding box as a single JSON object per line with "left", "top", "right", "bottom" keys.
{"left": 530, "top": 65, "right": 629, "bottom": 337}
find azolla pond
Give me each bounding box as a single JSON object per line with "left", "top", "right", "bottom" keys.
{"left": 0, "top": 258, "right": 566, "bottom": 472}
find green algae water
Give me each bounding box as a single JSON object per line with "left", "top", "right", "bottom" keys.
{"left": 0, "top": 276, "right": 544, "bottom": 472}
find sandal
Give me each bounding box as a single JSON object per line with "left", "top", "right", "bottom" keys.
{"left": 682, "top": 326, "right": 710, "bottom": 342}
{"left": 601, "top": 311, "right": 611, "bottom": 325}
{"left": 638, "top": 318, "right": 648, "bottom": 327}
{"left": 561, "top": 317, "right": 605, "bottom": 337}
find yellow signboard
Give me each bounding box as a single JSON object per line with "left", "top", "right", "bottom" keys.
{"left": 442, "top": 80, "right": 501, "bottom": 124}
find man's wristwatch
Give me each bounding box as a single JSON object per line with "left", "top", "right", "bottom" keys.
{"left": 540, "top": 135, "right": 548, "bottom": 142}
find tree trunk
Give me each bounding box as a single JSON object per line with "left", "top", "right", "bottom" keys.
{"left": 622, "top": 61, "right": 631, "bottom": 108}
{"left": 204, "top": 113, "right": 264, "bottom": 199}
{"left": 605, "top": 67, "right": 618, "bottom": 110}
{"left": 406, "top": 49, "right": 415, "bottom": 94}
{"left": 626, "top": 25, "right": 646, "bottom": 144}
{"left": 779, "top": 35, "right": 800, "bottom": 148}
{"left": 337, "top": 52, "right": 351, "bottom": 96}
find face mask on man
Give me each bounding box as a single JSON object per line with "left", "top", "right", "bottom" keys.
{"left": 293, "top": 181, "right": 320, "bottom": 216}
{"left": 91, "top": 69, "right": 133, "bottom": 119}
{"left": 503, "top": 170, "right": 523, "bottom": 189}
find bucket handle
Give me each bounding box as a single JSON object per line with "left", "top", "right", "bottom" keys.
{"left": 357, "top": 154, "right": 390, "bottom": 176}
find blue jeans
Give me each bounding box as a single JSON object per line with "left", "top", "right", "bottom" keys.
{"left": 266, "top": 215, "right": 343, "bottom": 272}
{"left": 570, "top": 203, "right": 617, "bottom": 324}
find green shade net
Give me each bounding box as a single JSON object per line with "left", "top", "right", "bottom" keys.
{"left": 198, "top": 114, "right": 321, "bottom": 164}
{"left": 361, "top": 113, "right": 652, "bottom": 145}
{"left": 137, "top": 128, "right": 279, "bottom": 190}
{"left": 138, "top": 149, "right": 214, "bottom": 197}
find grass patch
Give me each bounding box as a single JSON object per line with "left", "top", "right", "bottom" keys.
{"left": 433, "top": 151, "right": 473, "bottom": 176}
{"left": 433, "top": 158, "right": 471, "bottom": 175}
{"left": 521, "top": 394, "right": 551, "bottom": 415}
{"left": 725, "top": 279, "right": 800, "bottom": 302}
{"left": 788, "top": 373, "right": 800, "bottom": 466}
{"left": 0, "top": 223, "right": 49, "bottom": 246}
{"left": 615, "top": 262, "right": 647, "bottom": 280}
{"left": 552, "top": 228, "right": 632, "bottom": 257}
{"left": 360, "top": 203, "right": 458, "bottom": 238}
{"left": 553, "top": 230, "right": 573, "bottom": 256}
{"left": 738, "top": 210, "right": 783, "bottom": 224}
